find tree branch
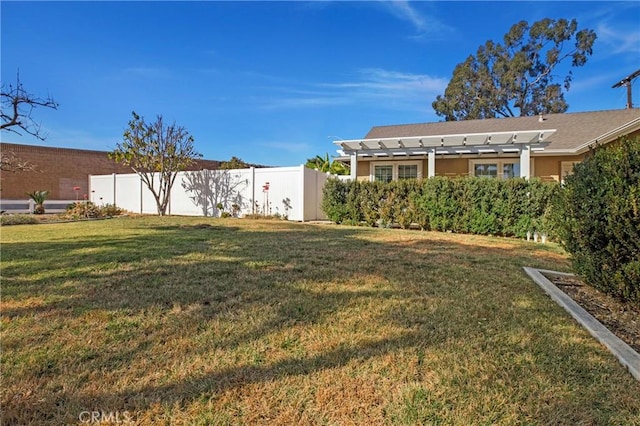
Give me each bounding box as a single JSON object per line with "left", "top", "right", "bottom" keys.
{"left": 1, "top": 71, "right": 59, "bottom": 140}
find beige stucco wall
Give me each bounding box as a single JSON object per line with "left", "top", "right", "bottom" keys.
{"left": 356, "top": 161, "right": 370, "bottom": 181}
{"left": 534, "top": 155, "right": 586, "bottom": 182}
{"left": 435, "top": 158, "right": 469, "bottom": 177}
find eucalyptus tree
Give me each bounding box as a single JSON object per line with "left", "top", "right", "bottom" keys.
{"left": 432, "top": 18, "right": 596, "bottom": 120}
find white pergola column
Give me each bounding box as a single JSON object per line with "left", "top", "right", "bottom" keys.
{"left": 520, "top": 145, "right": 531, "bottom": 179}
{"left": 428, "top": 149, "right": 436, "bottom": 178}
{"left": 350, "top": 153, "right": 357, "bottom": 180}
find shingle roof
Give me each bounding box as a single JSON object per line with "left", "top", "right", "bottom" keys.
{"left": 364, "top": 109, "right": 640, "bottom": 152}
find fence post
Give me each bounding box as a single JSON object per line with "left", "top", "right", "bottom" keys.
{"left": 88, "top": 174, "right": 93, "bottom": 203}
{"left": 28, "top": 199, "right": 35, "bottom": 214}
{"left": 299, "top": 165, "right": 306, "bottom": 221}
{"left": 139, "top": 175, "right": 143, "bottom": 214}
{"left": 250, "top": 167, "right": 255, "bottom": 214}
{"left": 112, "top": 173, "right": 117, "bottom": 207}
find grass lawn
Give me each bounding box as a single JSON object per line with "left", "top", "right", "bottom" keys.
{"left": 2, "top": 216, "right": 639, "bottom": 425}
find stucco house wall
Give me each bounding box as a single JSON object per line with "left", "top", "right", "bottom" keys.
{"left": 435, "top": 158, "right": 468, "bottom": 177}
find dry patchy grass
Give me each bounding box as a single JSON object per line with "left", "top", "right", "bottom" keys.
{"left": 1, "top": 216, "right": 639, "bottom": 425}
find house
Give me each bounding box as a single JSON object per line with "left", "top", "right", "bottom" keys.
{"left": 334, "top": 109, "right": 640, "bottom": 183}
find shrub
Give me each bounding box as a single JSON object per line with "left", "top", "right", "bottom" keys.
{"left": 65, "top": 201, "right": 102, "bottom": 219}
{"left": 0, "top": 214, "right": 38, "bottom": 226}
{"left": 322, "top": 175, "right": 560, "bottom": 239}
{"left": 555, "top": 138, "right": 640, "bottom": 302}
{"left": 359, "top": 181, "right": 384, "bottom": 226}
{"left": 321, "top": 178, "right": 350, "bottom": 224}
{"left": 99, "top": 203, "right": 124, "bottom": 217}
{"left": 26, "top": 190, "right": 49, "bottom": 214}
{"left": 63, "top": 202, "right": 124, "bottom": 219}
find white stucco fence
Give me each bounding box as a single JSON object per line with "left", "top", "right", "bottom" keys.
{"left": 89, "top": 166, "right": 332, "bottom": 221}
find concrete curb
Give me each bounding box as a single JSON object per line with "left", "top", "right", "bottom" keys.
{"left": 523, "top": 267, "right": 640, "bottom": 381}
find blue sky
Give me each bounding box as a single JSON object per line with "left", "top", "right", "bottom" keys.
{"left": 2, "top": 1, "right": 639, "bottom": 166}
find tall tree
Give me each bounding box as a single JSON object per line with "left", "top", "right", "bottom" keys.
{"left": 109, "top": 111, "right": 201, "bottom": 216}
{"left": 220, "top": 156, "right": 252, "bottom": 170}
{"left": 432, "top": 18, "right": 596, "bottom": 121}
{"left": 1, "top": 72, "right": 58, "bottom": 172}
{"left": 305, "top": 152, "right": 350, "bottom": 175}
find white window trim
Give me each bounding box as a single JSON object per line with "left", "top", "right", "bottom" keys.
{"left": 469, "top": 158, "right": 534, "bottom": 179}
{"left": 370, "top": 160, "right": 423, "bottom": 182}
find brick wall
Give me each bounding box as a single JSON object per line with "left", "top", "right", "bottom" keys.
{"left": 1, "top": 143, "right": 221, "bottom": 199}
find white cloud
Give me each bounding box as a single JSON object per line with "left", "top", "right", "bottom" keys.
{"left": 323, "top": 68, "right": 448, "bottom": 111}
{"left": 596, "top": 22, "right": 640, "bottom": 56}
{"left": 258, "top": 94, "right": 352, "bottom": 110}
{"left": 384, "top": 1, "right": 428, "bottom": 32}
{"left": 251, "top": 68, "right": 448, "bottom": 113}
{"left": 379, "top": 1, "right": 453, "bottom": 39}
{"left": 333, "top": 68, "right": 447, "bottom": 94}
{"left": 122, "top": 67, "right": 173, "bottom": 80}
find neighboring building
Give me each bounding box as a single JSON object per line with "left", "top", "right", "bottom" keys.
{"left": 334, "top": 109, "right": 640, "bottom": 183}
{"left": 0, "top": 143, "right": 221, "bottom": 199}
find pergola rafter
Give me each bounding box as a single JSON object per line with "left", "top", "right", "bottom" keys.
{"left": 334, "top": 129, "right": 556, "bottom": 180}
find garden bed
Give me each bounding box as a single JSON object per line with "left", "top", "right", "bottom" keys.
{"left": 544, "top": 272, "right": 640, "bottom": 354}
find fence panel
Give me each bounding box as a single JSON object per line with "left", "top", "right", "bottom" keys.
{"left": 115, "top": 174, "right": 143, "bottom": 213}
{"left": 90, "top": 175, "right": 116, "bottom": 205}
{"left": 90, "top": 167, "right": 331, "bottom": 221}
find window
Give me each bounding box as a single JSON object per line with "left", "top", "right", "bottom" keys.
{"left": 374, "top": 165, "right": 393, "bottom": 183}
{"left": 471, "top": 159, "right": 523, "bottom": 179}
{"left": 398, "top": 164, "right": 418, "bottom": 180}
{"left": 370, "top": 161, "right": 422, "bottom": 182}
{"left": 474, "top": 163, "right": 498, "bottom": 178}
{"left": 502, "top": 163, "right": 520, "bottom": 179}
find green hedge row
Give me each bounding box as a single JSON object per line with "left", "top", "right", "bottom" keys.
{"left": 554, "top": 138, "right": 640, "bottom": 302}
{"left": 322, "top": 176, "right": 559, "bottom": 239}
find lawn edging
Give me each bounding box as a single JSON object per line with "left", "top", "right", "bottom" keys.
{"left": 523, "top": 267, "right": 640, "bottom": 381}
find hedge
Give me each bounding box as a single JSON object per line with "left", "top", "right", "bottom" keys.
{"left": 322, "top": 176, "right": 559, "bottom": 239}
{"left": 554, "top": 137, "right": 640, "bottom": 302}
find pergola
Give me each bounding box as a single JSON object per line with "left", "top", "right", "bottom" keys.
{"left": 334, "top": 129, "right": 556, "bottom": 180}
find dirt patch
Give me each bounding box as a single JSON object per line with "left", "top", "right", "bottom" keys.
{"left": 544, "top": 273, "right": 640, "bottom": 354}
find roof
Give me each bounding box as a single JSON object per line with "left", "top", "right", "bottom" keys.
{"left": 360, "top": 109, "right": 640, "bottom": 154}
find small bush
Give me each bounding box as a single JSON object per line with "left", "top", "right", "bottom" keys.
{"left": 26, "top": 190, "right": 49, "bottom": 214}
{"left": 64, "top": 201, "right": 101, "bottom": 219}
{"left": 555, "top": 137, "right": 640, "bottom": 302}
{"left": 100, "top": 203, "right": 123, "bottom": 217}
{"left": 321, "top": 178, "right": 350, "bottom": 224}
{"left": 0, "top": 214, "right": 38, "bottom": 226}
{"left": 63, "top": 202, "right": 124, "bottom": 219}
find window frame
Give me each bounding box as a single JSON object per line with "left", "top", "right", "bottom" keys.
{"left": 469, "top": 158, "right": 532, "bottom": 179}
{"left": 370, "top": 160, "right": 423, "bottom": 182}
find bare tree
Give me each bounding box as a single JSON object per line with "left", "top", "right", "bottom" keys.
{"left": 1, "top": 72, "right": 58, "bottom": 172}
{"left": 0, "top": 151, "right": 39, "bottom": 173}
